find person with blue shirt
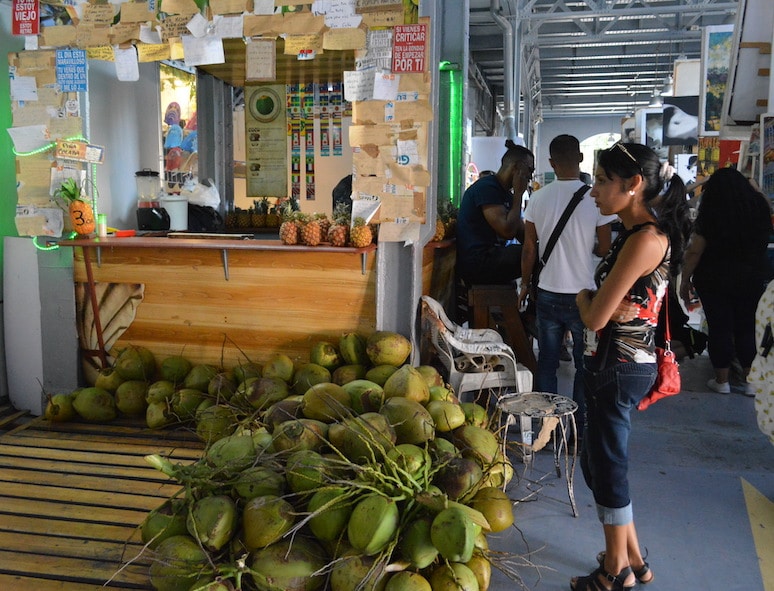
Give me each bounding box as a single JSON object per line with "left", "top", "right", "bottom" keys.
{"left": 456, "top": 139, "right": 535, "bottom": 285}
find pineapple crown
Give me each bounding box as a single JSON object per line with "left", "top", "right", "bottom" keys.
{"left": 54, "top": 178, "right": 84, "bottom": 204}
{"left": 332, "top": 202, "right": 351, "bottom": 225}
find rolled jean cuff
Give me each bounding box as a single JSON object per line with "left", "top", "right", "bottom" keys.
{"left": 596, "top": 501, "right": 633, "bottom": 526}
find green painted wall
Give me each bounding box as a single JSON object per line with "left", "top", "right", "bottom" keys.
{"left": 1, "top": 11, "right": 26, "bottom": 288}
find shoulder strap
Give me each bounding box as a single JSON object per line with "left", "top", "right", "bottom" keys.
{"left": 540, "top": 184, "right": 590, "bottom": 265}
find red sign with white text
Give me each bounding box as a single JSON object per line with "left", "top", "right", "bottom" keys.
{"left": 392, "top": 24, "right": 427, "bottom": 73}
{"left": 12, "top": 0, "right": 39, "bottom": 36}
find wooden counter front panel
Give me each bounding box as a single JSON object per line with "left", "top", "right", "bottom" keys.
{"left": 73, "top": 246, "right": 377, "bottom": 367}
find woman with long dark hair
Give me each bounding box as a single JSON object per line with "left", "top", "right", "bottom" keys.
{"left": 679, "top": 167, "right": 772, "bottom": 395}
{"left": 573, "top": 142, "right": 691, "bottom": 590}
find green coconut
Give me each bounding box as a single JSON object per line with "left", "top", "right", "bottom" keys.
{"left": 433, "top": 456, "right": 484, "bottom": 501}
{"left": 416, "top": 365, "right": 444, "bottom": 388}
{"left": 262, "top": 353, "right": 295, "bottom": 383}
{"left": 149, "top": 535, "right": 210, "bottom": 591}
{"left": 172, "top": 388, "right": 206, "bottom": 420}
{"left": 426, "top": 400, "right": 466, "bottom": 432}
{"left": 186, "top": 495, "right": 238, "bottom": 552}
{"left": 114, "top": 380, "right": 148, "bottom": 417}
{"left": 307, "top": 486, "right": 353, "bottom": 542}
{"left": 329, "top": 550, "right": 388, "bottom": 591}
{"left": 285, "top": 449, "right": 329, "bottom": 494}
{"left": 347, "top": 494, "right": 399, "bottom": 556}
{"left": 242, "top": 494, "right": 296, "bottom": 550}
{"left": 263, "top": 396, "right": 304, "bottom": 432}
{"left": 365, "top": 365, "right": 400, "bottom": 386}
{"left": 466, "top": 553, "right": 492, "bottom": 591}
{"left": 452, "top": 425, "right": 500, "bottom": 467}
{"left": 72, "top": 387, "right": 117, "bottom": 422}
{"left": 233, "top": 466, "right": 286, "bottom": 500}
{"left": 301, "top": 382, "right": 352, "bottom": 422}
{"left": 195, "top": 404, "right": 236, "bottom": 444}
{"left": 429, "top": 384, "right": 456, "bottom": 402}
{"left": 470, "top": 486, "right": 514, "bottom": 533}
{"left": 332, "top": 364, "right": 368, "bottom": 385}
{"left": 366, "top": 331, "right": 412, "bottom": 366}
{"left": 231, "top": 361, "right": 263, "bottom": 385}
{"left": 249, "top": 536, "right": 328, "bottom": 591}
{"left": 205, "top": 433, "right": 257, "bottom": 472}
{"left": 244, "top": 376, "right": 289, "bottom": 410}
{"left": 382, "top": 364, "right": 430, "bottom": 404}
{"left": 460, "top": 402, "right": 488, "bottom": 428}
{"left": 44, "top": 392, "right": 76, "bottom": 422}
{"left": 207, "top": 372, "right": 237, "bottom": 400}
{"left": 94, "top": 367, "right": 124, "bottom": 392}
{"left": 310, "top": 341, "right": 343, "bottom": 371}
{"left": 338, "top": 332, "right": 369, "bottom": 365}
{"left": 342, "top": 379, "right": 385, "bottom": 414}
{"left": 141, "top": 499, "right": 189, "bottom": 549}
{"left": 146, "top": 400, "right": 173, "bottom": 429}
{"left": 271, "top": 418, "right": 327, "bottom": 453}
{"left": 147, "top": 380, "right": 176, "bottom": 404}
{"left": 292, "top": 363, "right": 331, "bottom": 396}
{"left": 385, "top": 443, "right": 430, "bottom": 479}
{"left": 114, "top": 345, "right": 156, "bottom": 381}
{"left": 399, "top": 516, "right": 438, "bottom": 569}
{"left": 184, "top": 364, "right": 219, "bottom": 392}
{"left": 428, "top": 562, "right": 479, "bottom": 591}
{"left": 385, "top": 571, "right": 432, "bottom": 591}
{"left": 430, "top": 506, "right": 481, "bottom": 563}
{"left": 378, "top": 397, "right": 435, "bottom": 445}
{"left": 160, "top": 355, "right": 192, "bottom": 384}
{"left": 338, "top": 412, "right": 396, "bottom": 463}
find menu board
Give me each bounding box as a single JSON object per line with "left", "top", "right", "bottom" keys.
{"left": 245, "top": 85, "right": 287, "bottom": 197}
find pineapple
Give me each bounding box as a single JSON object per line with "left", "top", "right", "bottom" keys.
{"left": 265, "top": 203, "right": 280, "bottom": 228}
{"left": 300, "top": 214, "right": 322, "bottom": 246}
{"left": 251, "top": 197, "right": 268, "bottom": 228}
{"left": 55, "top": 178, "right": 95, "bottom": 236}
{"left": 279, "top": 203, "right": 301, "bottom": 245}
{"left": 350, "top": 217, "right": 373, "bottom": 248}
{"left": 313, "top": 212, "right": 331, "bottom": 238}
{"left": 327, "top": 202, "right": 351, "bottom": 247}
{"left": 225, "top": 207, "right": 238, "bottom": 229}
{"left": 432, "top": 218, "right": 445, "bottom": 242}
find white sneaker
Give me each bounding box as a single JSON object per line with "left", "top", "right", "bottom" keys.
{"left": 707, "top": 378, "right": 730, "bottom": 394}
{"left": 742, "top": 382, "right": 756, "bottom": 397}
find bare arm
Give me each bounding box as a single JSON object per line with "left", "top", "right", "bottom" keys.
{"left": 593, "top": 223, "right": 613, "bottom": 258}
{"left": 482, "top": 201, "right": 524, "bottom": 241}
{"left": 679, "top": 232, "right": 706, "bottom": 310}
{"left": 576, "top": 230, "right": 666, "bottom": 331}
{"left": 518, "top": 221, "right": 538, "bottom": 307}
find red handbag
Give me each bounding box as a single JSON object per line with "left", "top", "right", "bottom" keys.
{"left": 638, "top": 295, "right": 681, "bottom": 410}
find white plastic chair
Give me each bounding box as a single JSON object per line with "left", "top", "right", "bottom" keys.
{"left": 420, "top": 296, "right": 533, "bottom": 400}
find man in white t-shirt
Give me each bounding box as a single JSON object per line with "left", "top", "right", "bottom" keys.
{"left": 518, "top": 135, "right": 617, "bottom": 437}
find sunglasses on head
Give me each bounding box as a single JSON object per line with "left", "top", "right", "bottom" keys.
{"left": 611, "top": 141, "right": 644, "bottom": 176}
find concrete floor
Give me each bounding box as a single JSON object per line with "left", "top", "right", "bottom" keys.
{"left": 488, "top": 352, "right": 774, "bottom": 591}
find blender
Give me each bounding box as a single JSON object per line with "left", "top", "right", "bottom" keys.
{"left": 135, "top": 169, "right": 170, "bottom": 231}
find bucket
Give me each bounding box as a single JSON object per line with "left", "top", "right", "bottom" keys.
{"left": 161, "top": 196, "right": 188, "bottom": 231}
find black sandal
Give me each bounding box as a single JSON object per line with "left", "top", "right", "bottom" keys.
{"left": 570, "top": 566, "right": 635, "bottom": 591}
{"left": 596, "top": 551, "right": 654, "bottom": 584}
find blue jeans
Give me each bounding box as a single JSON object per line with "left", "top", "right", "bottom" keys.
{"left": 581, "top": 359, "right": 656, "bottom": 526}
{"left": 535, "top": 289, "right": 586, "bottom": 433}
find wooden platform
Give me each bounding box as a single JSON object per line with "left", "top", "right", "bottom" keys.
{"left": 0, "top": 417, "right": 204, "bottom": 590}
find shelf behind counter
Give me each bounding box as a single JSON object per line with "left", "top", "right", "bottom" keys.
{"left": 58, "top": 234, "right": 380, "bottom": 378}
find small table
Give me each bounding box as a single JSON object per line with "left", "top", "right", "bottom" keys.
{"left": 497, "top": 391, "right": 579, "bottom": 517}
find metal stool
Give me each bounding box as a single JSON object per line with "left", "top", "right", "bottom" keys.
{"left": 497, "top": 391, "right": 579, "bottom": 517}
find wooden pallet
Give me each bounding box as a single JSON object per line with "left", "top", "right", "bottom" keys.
{"left": 0, "top": 417, "right": 204, "bottom": 590}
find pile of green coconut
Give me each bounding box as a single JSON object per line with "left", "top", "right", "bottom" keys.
{"left": 49, "top": 332, "right": 529, "bottom": 591}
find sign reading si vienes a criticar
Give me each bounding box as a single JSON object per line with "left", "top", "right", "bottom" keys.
{"left": 391, "top": 24, "right": 426, "bottom": 73}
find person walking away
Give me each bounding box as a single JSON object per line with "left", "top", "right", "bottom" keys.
{"left": 574, "top": 142, "right": 691, "bottom": 590}
{"left": 518, "top": 134, "right": 616, "bottom": 439}
{"left": 456, "top": 139, "right": 535, "bottom": 285}
{"left": 679, "top": 167, "right": 772, "bottom": 395}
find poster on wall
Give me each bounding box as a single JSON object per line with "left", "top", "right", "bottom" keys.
{"left": 245, "top": 85, "right": 288, "bottom": 197}
{"left": 636, "top": 107, "right": 668, "bottom": 160}
{"left": 662, "top": 95, "right": 699, "bottom": 146}
{"left": 699, "top": 24, "right": 734, "bottom": 136}
{"left": 760, "top": 113, "right": 774, "bottom": 205}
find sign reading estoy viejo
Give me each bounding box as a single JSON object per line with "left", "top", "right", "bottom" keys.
{"left": 391, "top": 24, "right": 427, "bottom": 73}
{"left": 12, "top": 0, "right": 39, "bottom": 36}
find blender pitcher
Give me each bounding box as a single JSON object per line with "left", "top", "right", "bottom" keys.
{"left": 135, "top": 169, "right": 170, "bottom": 231}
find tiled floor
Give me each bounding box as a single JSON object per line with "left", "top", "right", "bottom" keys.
{"left": 489, "top": 352, "right": 774, "bottom": 591}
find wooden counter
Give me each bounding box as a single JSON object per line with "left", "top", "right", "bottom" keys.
{"left": 60, "top": 236, "right": 378, "bottom": 379}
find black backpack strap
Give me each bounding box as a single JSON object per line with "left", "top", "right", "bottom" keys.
{"left": 540, "top": 184, "right": 590, "bottom": 266}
